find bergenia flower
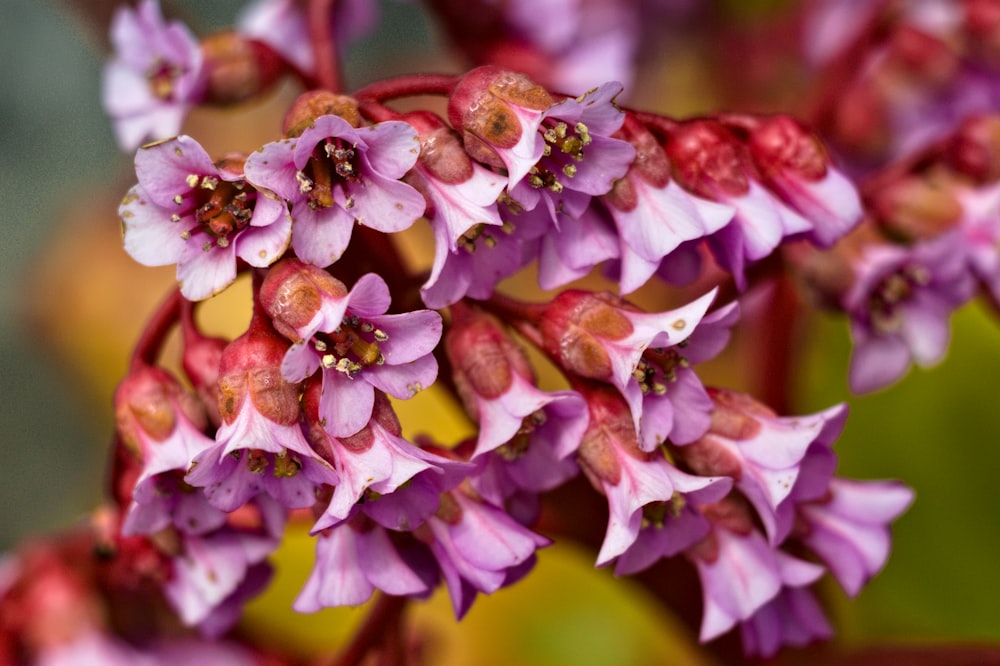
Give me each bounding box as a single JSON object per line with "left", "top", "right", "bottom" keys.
{"left": 539, "top": 287, "right": 718, "bottom": 433}
{"left": 102, "top": 0, "right": 205, "bottom": 151}
{"left": 797, "top": 478, "right": 914, "bottom": 596}
{"left": 605, "top": 122, "right": 734, "bottom": 294}
{"left": 529, "top": 204, "right": 621, "bottom": 290}
{"left": 304, "top": 386, "right": 466, "bottom": 532}
{"left": 185, "top": 318, "right": 336, "bottom": 512}
{"left": 748, "top": 115, "right": 863, "bottom": 248}
{"left": 424, "top": 489, "right": 551, "bottom": 619}
{"left": 244, "top": 114, "right": 426, "bottom": 267}
{"left": 575, "top": 384, "right": 731, "bottom": 566}
{"left": 113, "top": 364, "right": 223, "bottom": 537}
{"left": 667, "top": 120, "right": 814, "bottom": 289}
{"left": 119, "top": 135, "right": 291, "bottom": 301}
{"left": 955, "top": 181, "right": 1000, "bottom": 303}
{"left": 507, "top": 81, "right": 636, "bottom": 224}
{"left": 236, "top": 0, "right": 379, "bottom": 75}
{"left": 446, "top": 303, "right": 589, "bottom": 460}
{"left": 678, "top": 389, "right": 848, "bottom": 545}
{"left": 627, "top": 301, "right": 740, "bottom": 451}
{"left": 689, "top": 525, "right": 826, "bottom": 643}
{"left": 843, "top": 230, "right": 974, "bottom": 394}
{"left": 261, "top": 263, "right": 442, "bottom": 438}
{"left": 295, "top": 515, "right": 433, "bottom": 611}
{"left": 739, "top": 583, "right": 833, "bottom": 658}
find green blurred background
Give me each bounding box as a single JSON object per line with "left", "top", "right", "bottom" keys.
{"left": 1, "top": 0, "right": 997, "bottom": 663}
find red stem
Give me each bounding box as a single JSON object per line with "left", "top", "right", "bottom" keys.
{"left": 129, "top": 288, "right": 183, "bottom": 371}
{"left": 308, "top": 0, "right": 342, "bottom": 92}
{"left": 353, "top": 74, "right": 459, "bottom": 102}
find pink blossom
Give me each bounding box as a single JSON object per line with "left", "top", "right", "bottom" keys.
{"left": 102, "top": 0, "right": 205, "bottom": 151}
{"left": 295, "top": 516, "right": 432, "bottom": 611}
{"left": 575, "top": 385, "right": 730, "bottom": 566}
{"left": 798, "top": 478, "right": 914, "bottom": 596}
{"left": 679, "top": 390, "right": 849, "bottom": 545}
{"left": 844, "top": 230, "right": 974, "bottom": 393}
{"left": 244, "top": 115, "right": 426, "bottom": 267}
{"left": 120, "top": 136, "right": 291, "bottom": 301}
{"left": 689, "top": 526, "right": 825, "bottom": 642}
{"left": 264, "top": 267, "right": 442, "bottom": 438}
{"left": 739, "top": 585, "right": 832, "bottom": 658}
{"left": 424, "top": 490, "right": 550, "bottom": 618}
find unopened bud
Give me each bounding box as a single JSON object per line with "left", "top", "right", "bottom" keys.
{"left": 884, "top": 25, "right": 958, "bottom": 87}
{"left": 447, "top": 65, "right": 553, "bottom": 168}
{"left": 200, "top": 31, "right": 285, "bottom": 105}
{"left": 407, "top": 111, "right": 476, "bottom": 184}
{"left": 282, "top": 90, "right": 362, "bottom": 137}
{"left": 115, "top": 365, "right": 207, "bottom": 459}
{"left": 665, "top": 120, "right": 750, "bottom": 199}
{"left": 217, "top": 319, "right": 299, "bottom": 426}
{"left": 446, "top": 305, "right": 534, "bottom": 409}
{"left": 871, "top": 176, "right": 963, "bottom": 241}
{"left": 539, "top": 291, "right": 635, "bottom": 380}
{"left": 747, "top": 115, "right": 828, "bottom": 182}
{"left": 605, "top": 121, "right": 672, "bottom": 211}
{"left": 259, "top": 258, "right": 348, "bottom": 342}
{"left": 945, "top": 114, "right": 1000, "bottom": 182}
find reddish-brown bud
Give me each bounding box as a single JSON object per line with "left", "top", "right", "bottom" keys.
{"left": 605, "top": 121, "right": 673, "bottom": 211}
{"left": 665, "top": 120, "right": 751, "bottom": 198}
{"left": 884, "top": 25, "right": 959, "bottom": 87}
{"left": 217, "top": 318, "right": 299, "bottom": 426}
{"left": 539, "top": 291, "right": 635, "bottom": 380}
{"left": 182, "top": 327, "right": 227, "bottom": 428}
{"left": 870, "top": 175, "right": 963, "bottom": 241}
{"left": 200, "top": 31, "right": 286, "bottom": 106}
{"left": 945, "top": 114, "right": 1000, "bottom": 182}
{"left": 446, "top": 305, "right": 535, "bottom": 419}
{"left": 114, "top": 365, "right": 207, "bottom": 460}
{"left": 259, "top": 258, "right": 348, "bottom": 342}
{"left": 575, "top": 383, "right": 647, "bottom": 488}
{"left": 747, "top": 115, "right": 828, "bottom": 182}
{"left": 447, "top": 66, "right": 552, "bottom": 168}
{"left": 406, "top": 111, "right": 476, "bottom": 184}
{"left": 964, "top": 0, "right": 1000, "bottom": 64}
{"left": 282, "top": 90, "right": 362, "bottom": 137}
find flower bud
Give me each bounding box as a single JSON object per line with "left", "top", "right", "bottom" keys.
{"left": 406, "top": 110, "right": 476, "bottom": 185}
{"left": 259, "top": 258, "right": 348, "bottom": 343}
{"left": 217, "top": 317, "right": 300, "bottom": 426}
{"left": 447, "top": 65, "right": 553, "bottom": 169}
{"left": 200, "top": 31, "right": 285, "bottom": 105}
{"left": 539, "top": 290, "right": 634, "bottom": 380}
{"left": 282, "top": 90, "right": 362, "bottom": 137}
{"left": 182, "top": 325, "right": 228, "bottom": 427}
{"left": 115, "top": 365, "right": 208, "bottom": 462}
{"left": 665, "top": 120, "right": 751, "bottom": 199}
{"left": 446, "top": 305, "right": 530, "bottom": 404}
{"left": 870, "top": 175, "right": 963, "bottom": 241}
{"left": 945, "top": 114, "right": 1000, "bottom": 182}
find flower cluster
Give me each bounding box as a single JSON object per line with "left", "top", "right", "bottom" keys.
{"left": 18, "top": 0, "right": 988, "bottom": 664}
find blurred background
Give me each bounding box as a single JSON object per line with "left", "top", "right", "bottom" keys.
{"left": 2, "top": 0, "right": 998, "bottom": 663}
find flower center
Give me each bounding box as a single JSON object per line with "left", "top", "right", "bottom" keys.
{"left": 296, "top": 138, "right": 362, "bottom": 210}
{"left": 527, "top": 120, "right": 592, "bottom": 193}
{"left": 314, "top": 313, "right": 388, "bottom": 377}
{"left": 176, "top": 175, "right": 256, "bottom": 249}
{"left": 146, "top": 59, "right": 181, "bottom": 100}
{"left": 633, "top": 343, "right": 690, "bottom": 396}
{"left": 867, "top": 263, "right": 930, "bottom": 333}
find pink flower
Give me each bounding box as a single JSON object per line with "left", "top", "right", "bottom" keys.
{"left": 508, "top": 81, "right": 636, "bottom": 224}
{"left": 679, "top": 389, "right": 849, "bottom": 545}
{"left": 102, "top": 0, "right": 205, "bottom": 151}
{"left": 747, "top": 115, "right": 863, "bottom": 248}
{"left": 423, "top": 490, "right": 550, "bottom": 618}
{"left": 575, "top": 385, "right": 731, "bottom": 566}
{"left": 739, "top": 585, "right": 832, "bottom": 658}
{"left": 261, "top": 264, "right": 442, "bottom": 438}
{"left": 113, "top": 364, "right": 223, "bottom": 537}
{"left": 305, "top": 386, "right": 465, "bottom": 532}
{"left": 185, "top": 319, "right": 336, "bottom": 512}
{"left": 605, "top": 122, "right": 733, "bottom": 294}
{"left": 798, "top": 478, "right": 914, "bottom": 596}
{"left": 843, "top": 230, "right": 974, "bottom": 393}
{"left": 244, "top": 115, "right": 426, "bottom": 267}
{"left": 236, "top": 0, "right": 379, "bottom": 75}
{"left": 689, "top": 526, "right": 825, "bottom": 643}
{"left": 295, "top": 516, "right": 432, "bottom": 611}
{"left": 446, "top": 304, "right": 589, "bottom": 459}
{"left": 539, "top": 287, "right": 718, "bottom": 433}
{"left": 119, "top": 136, "right": 291, "bottom": 301}
{"left": 955, "top": 181, "right": 1000, "bottom": 303}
